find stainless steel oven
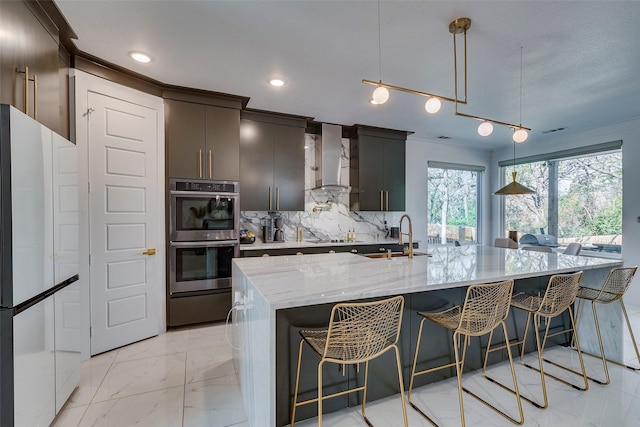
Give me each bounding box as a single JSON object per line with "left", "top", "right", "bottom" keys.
{"left": 169, "top": 240, "right": 239, "bottom": 295}
{"left": 169, "top": 178, "right": 240, "bottom": 242}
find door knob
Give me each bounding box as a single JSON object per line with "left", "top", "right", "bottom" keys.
{"left": 143, "top": 248, "right": 157, "bottom": 255}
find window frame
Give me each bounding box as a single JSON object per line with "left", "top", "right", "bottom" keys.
{"left": 427, "top": 161, "right": 484, "bottom": 245}
{"left": 498, "top": 141, "right": 623, "bottom": 252}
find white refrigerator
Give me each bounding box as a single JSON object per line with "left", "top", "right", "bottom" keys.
{"left": 0, "top": 105, "right": 80, "bottom": 427}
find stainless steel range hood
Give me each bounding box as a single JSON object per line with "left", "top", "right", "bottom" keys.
{"left": 312, "top": 123, "right": 351, "bottom": 192}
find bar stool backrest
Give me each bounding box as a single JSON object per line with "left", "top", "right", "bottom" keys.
{"left": 564, "top": 243, "right": 582, "bottom": 255}
{"left": 599, "top": 267, "right": 638, "bottom": 302}
{"left": 495, "top": 238, "right": 518, "bottom": 249}
{"left": 458, "top": 280, "right": 514, "bottom": 336}
{"left": 324, "top": 296, "right": 404, "bottom": 363}
{"left": 539, "top": 271, "right": 583, "bottom": 317}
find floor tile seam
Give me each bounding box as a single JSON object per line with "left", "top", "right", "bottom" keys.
{"left": 183, "top": 373, "right": 240, "bottom": 390}
{"left": 182, "top": 341, "right": 189, "bottom": 427}
{"left": 109, "top": 350, "right": 188, "bottom": 369}
{"left": 56, "top": 400, "right": 90, "bottom": 427}
{"left": 113, "top": 349, "right": 189, "bottom": 365}
{"left": 87, "top": 383, "right": 187, "bottom": 406}
{"left": 85, "top": 351, "right": 120, "bottom": 406}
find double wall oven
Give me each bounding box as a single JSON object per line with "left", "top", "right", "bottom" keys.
{"left": 168, "top": 178, "right": 239, "bottom": 326}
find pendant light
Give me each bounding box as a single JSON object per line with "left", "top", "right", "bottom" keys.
{"left": 371, "top": 0, "right": 389, "bottom": 105}
{"left": 495, "top": 47, "right": 534, "bottom": 195}
{"left": 512, "top": 47, "right": 529, "bottom": 143}
{"left": 478, "top": 121, "right": 494, "bottom": 136}
{"left": 495, "top": 125, "right": 535, "bottom": 193}
{"left": 362, "top": 17, "right": 532, "bottom": 139}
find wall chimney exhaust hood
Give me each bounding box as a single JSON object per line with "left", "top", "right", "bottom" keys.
{"left": 312, "top": 123, "right": 351, "bottom": 193}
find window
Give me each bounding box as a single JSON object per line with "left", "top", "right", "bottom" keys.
{"left": 501, "top": 142, "right": 622, "bottom": 254}
{"left": 427, "top": 162, "right": 483, "bottom": 244}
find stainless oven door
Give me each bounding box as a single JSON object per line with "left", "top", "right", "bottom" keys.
{"left": 169, "top": 191, "right": 239, "bottom": 241}
{"left": 169, "top": 241, "right": 239, "bottom": 295}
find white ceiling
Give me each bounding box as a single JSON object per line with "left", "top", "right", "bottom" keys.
{"left": 55, "top": 1, "right": 640, "bottom": 150}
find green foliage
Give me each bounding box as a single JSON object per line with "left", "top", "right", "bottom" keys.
{"left": 504, "top": 152, "right": 622, "bottom": 240}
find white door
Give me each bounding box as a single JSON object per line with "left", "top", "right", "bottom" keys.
{"left": 88, "top": 91, "right": 160, "bottom": 355}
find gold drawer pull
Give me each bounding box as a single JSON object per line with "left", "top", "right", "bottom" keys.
{"left": 143, "top": 248, "right": 156, "bottom": 255}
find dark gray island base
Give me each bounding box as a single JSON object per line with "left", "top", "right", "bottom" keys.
{"left": 232, "top": 246, "right": 623, "bottom": 426}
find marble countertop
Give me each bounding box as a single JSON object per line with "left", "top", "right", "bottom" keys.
{"left": 232, "top": 245, "right": 623, "bottom": 310}
{"left": 240, "top": 238, "right": 411, "bottom": 251}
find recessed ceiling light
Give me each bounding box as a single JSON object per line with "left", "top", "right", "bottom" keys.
{"left": 269, "top": 78, "right": 286, "bottom": 87}
{"left": 129, "top": 51, "right": 151, "bottom": 63}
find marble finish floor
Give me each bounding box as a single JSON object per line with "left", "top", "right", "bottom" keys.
{"left": 53, "top": 304, "right": 640, "bottom": 427}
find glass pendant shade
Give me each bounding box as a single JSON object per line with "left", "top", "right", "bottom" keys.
{"left": 478, "top": 121, "right": 494, "bottom": 136}
{"left": 494, "top": 171, "right": 535, "bottom": 195}
{"left": 513, "top": 128, "right": 528, "bottom": 143}
{"left": 424, "top": 97, "right": 442, "bottom": 114}
{"left": 372, "top": 86, "right": 390, "bottom": 104}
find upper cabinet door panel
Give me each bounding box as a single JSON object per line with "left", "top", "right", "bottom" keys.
{"left": 165, "top": 100, "right": 206, "bottom": 179}
{"left": 0, "top": 1, "right": 61, "bottom": 133}
{"left": 356, "top": 135, "right": 385, "bottom": 211}
{"left": 350, "top": 128, "right": 407, "bottom": 212}
{"left": 205, "top": 106, "right": 239, "bottom": 181}
{"left": 384, "top": 140, "right": 405, "bottom": 211}
{"left": 239, "top": 120, "right": 275, "bottom": 211}
{"left": 273, "top": 125, "right": 304, "bottom": 211}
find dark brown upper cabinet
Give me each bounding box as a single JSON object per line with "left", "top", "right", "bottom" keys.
{"left": 165, "top": 99, "right": 240, "bottom": 181}
{"left": 350, "top": 125, "right": 410, "bottom": 212}
{"left": 240, "top": 111, "right": 307, "bottom": 211}
{"left": 0, "top": 1, "right": 69, "bottom": 136}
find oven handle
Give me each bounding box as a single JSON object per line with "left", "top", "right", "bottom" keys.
{"left": 170, "top": 190, "right": 239, "bottom": 197}
{"left": 170, "top": 240, "right": 239, "bottom": 248}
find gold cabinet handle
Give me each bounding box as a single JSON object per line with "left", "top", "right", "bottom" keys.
{"left": 268, "top": 186, "right": 272, "bottom": 210}
{"left": 17, "top": 67, "right": 37, "bottom": 119}
{"left": 143, "top": 248, "right": 157, "bottom": 256}
{"left": 380, "top": 191, "right": 384, "bottom": 211}
{"left": 198, "top": 149, "right": 203, "bottom": 178}
{"left": 385, "top": 191, "right": 389, "bottom": 211}
{"left": 276, "top": 187, "right": 280, "bottom": 211}
{"left": 208, "top": 149, "right": 213, "bottom": 178}
{"left": 24, "top": 66, "right": 29, "bottom": 115}
{"left": 33, "top": 74, "right": 37, "bottom": 120}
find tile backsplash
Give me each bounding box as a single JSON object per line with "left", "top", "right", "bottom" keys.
{"left": 240, "top": 133, "right": 403, "bottom": 242}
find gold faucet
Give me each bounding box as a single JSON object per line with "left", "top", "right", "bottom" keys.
{"left": 398, "top": 214, "right": 413, "bottom": 258}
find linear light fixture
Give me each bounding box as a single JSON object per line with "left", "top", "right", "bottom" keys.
{"left": 363, "top": 17, "right": 531, "bottom": 142}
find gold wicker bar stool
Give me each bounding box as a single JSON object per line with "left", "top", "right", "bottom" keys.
{"left": 408, "top": 280, "right": 524, "bottom": 427}
{"left": 574, "top": 266, "right": 639, "bottom": 385}
{"left": 290, "top": 295, "right": 408, "bottom": 427}
{"left": 484, "top": 271, "right": 588, "bottom": 409}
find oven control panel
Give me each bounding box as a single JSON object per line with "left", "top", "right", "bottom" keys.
{"left": 174, "top": 180, "right": 238, "bottom": 194}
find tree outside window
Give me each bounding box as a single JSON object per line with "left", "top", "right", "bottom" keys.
{"left": 503, "top": 151, "right": 622, "bottom": 253}
{"left": 428, "top": 167, "right": 480, "bottom": 244}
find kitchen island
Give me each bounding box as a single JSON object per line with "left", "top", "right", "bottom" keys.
{"left": 231, "top": 245, "right": 623, "bottom": 426}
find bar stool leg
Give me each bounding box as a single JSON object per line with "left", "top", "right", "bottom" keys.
{"left": 361, "top": 360, "right": 370, "bottom": 425}
{"left": 574, "top": 292, "right": 612, "bottom": 385}
{"left": 619, "top": 299, "right": 640, "bottom": 370}
{"left": 393, "top": 345, "right": 409, "bottom": 427}
{"left": 467, "top": 323, "right": 524, "bottom": 425}
{"left": 291, "top": 339, "right": 305, "bottom": 426}
{"left": 318, "top": 360, "right": 324, "bottom": 427}
{"left": 536, "top": 308, "right": 589, "bottom": 392}
{"left": 453, "top": 331, "right": 466, "bottom": 427}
